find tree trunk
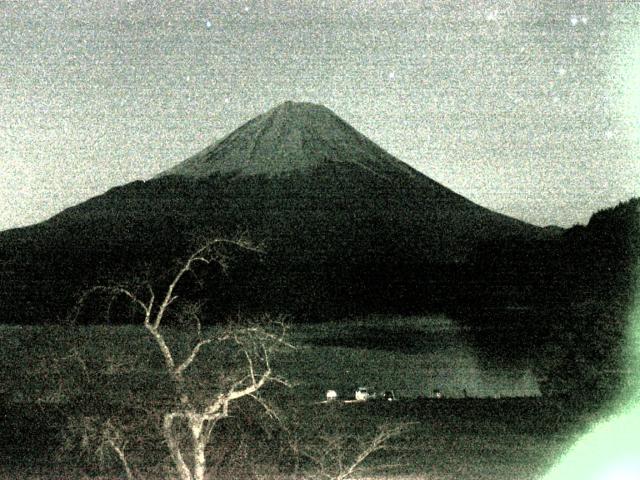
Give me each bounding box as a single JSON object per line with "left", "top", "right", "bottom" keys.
{"left": 163, "top": 413, "right": 193, "bottom": 480}
{"left": 193, "top": 436, "right": 207, "bottom": 480}
{"left": 190, "top": 417, "right": 207, "bottom": 480}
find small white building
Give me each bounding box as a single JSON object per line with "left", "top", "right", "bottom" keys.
{"left": 326, "top": 390, "right": 338, "bottom": 402}
{"left": 355, "top": 387, "right": 371, "bottom": 401}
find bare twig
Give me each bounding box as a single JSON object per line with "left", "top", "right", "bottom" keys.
{"left": 300, "top": 423, "right": 412, "bottom": 480}
{"left": 175, "top": 338, "right": 213, "bottom": 376}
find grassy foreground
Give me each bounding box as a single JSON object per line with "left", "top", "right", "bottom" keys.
{"left": 0, "top": 322, "right": 605, "bottom": 479}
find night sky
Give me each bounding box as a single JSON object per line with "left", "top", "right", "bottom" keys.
{"left": 1, "top": 0, "right": 639, "bottom": 230}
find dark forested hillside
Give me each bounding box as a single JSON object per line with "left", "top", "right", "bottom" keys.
{"left": 0, "top": 165, "right": 542, "bottom": 324}
{"left": 0, "top": 102, "right": 544, "bottom": 324}
{"left": 451, "top": 198, "right": 639, "bottom": 402}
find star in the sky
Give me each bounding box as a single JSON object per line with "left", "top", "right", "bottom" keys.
{"left": 485, "top": 11, "right": 498, "bottom": 22}
{"left": 570, "top": 15, "right": 588, "bottom": 26}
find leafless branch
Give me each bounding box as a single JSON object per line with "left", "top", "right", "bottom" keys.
{"left": 300, "top": 423, "right": 412, "bottom": 480}
{"left": 175, "top": 338, "right": 213, "bottom": 376}
{"left": 102, "top": 419, "right": 136, "bottom": 480}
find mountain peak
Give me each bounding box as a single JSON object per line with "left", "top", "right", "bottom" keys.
{"left": 158, "top": 101, "right": 418, "bottom": 179}
{"left": 262, "top": 100, "right": 344, "bottom": 131}
{"left": 268, "top": 100, "right": 333, "bottom": 116}
{"left": 272, "top": 100, "right": 319, "bottom": 109}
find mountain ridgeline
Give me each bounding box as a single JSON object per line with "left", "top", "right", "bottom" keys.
{"left": 0, "top": 101, "right": 638, "bottom": 401}
{"left": 0, "top": 101, "right": 544, "bottom": 324}
{"left": 160, "top": 101, "right": 422, "bottom": 179}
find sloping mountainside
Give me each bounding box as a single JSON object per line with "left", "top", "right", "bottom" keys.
{"left": 0, "top": 102, "right": 547, "bottom": 324}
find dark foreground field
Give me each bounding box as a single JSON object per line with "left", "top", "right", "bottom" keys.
{"left": 0, "top": 324, "right": 609, "bottom": 479}
{"left": 0, "top": 395, "right": 605, "bottom": 479}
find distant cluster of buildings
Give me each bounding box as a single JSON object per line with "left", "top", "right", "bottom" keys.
{"left": 322, "top": 384, "right": 540, "bottom": 403}
{"left": 324, "top": 387, "right": 396, "bottom": 403}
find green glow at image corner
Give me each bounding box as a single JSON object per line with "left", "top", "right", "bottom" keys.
{"left": 542, "top": 275, "right": 640, "bottom": 480}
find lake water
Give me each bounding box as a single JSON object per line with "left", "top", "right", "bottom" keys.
{"left": 300, "top": 315, "right": 542, "bottom": 399}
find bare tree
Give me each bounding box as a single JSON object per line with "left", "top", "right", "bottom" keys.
{"left": 296, "top": 423, "right": 411, "bottom": 480}
{"left": 68, "top": 238, "right": 293, "bottom": 480}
